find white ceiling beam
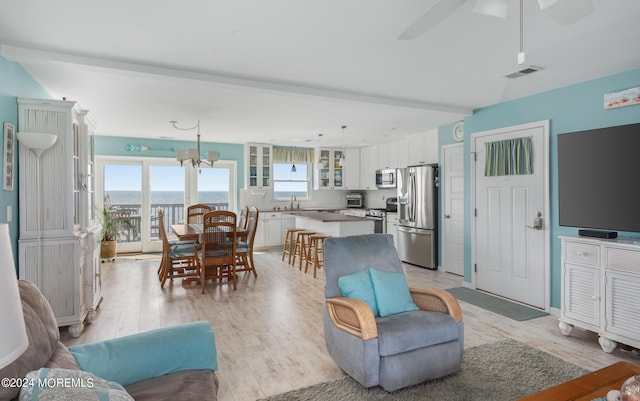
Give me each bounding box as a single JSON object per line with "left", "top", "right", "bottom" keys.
{"left": 0, "top": 44, "right": 472, "bottom": 116}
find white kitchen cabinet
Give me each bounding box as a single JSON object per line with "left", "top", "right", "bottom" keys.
{"left": 255, "top": 211, "right": 298, "bottom": 248}
{"left": 343, "top": 148, "right": 360, "bottom": 190}
{"left": 376, "top": 141, "right": 399, "bottom": 170}
{"left": 386, "top": 213, "right": 399, "bottom": 248}
{"left": 559, "top": 236, "right": 640, "bottom": 353}
{"left": 397, "top": 137, "right": 409, "bottom": 168}
{"left": 281, "top": 213, "right": 295, "bottom": 236}
{"left": 246, "top": 143, "right": 272, "bottom": 189}
{"left": 406, "top": 129, "right": 438, "bottom": 166}
{"left": 17, "top": 97, "right": 100, "bottom": 337}
{"left": 359, "top": 145, "right": 377, "bottom": 190}
{"left": 315, "top": 148, "right": 345, "bottom": 190}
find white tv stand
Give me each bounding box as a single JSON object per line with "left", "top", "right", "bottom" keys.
{"left": 559, "top": 235, "right": 640, "bottom": 353}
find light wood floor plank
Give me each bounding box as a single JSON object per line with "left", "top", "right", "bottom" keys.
{"left": 62, "top": 250, "right": 638, "bottom": 401}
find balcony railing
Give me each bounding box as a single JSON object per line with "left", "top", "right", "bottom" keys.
{"left": 110, "top": 202, "right": 229, "bottom": 243}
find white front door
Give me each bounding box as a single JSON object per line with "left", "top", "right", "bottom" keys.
{"left": 472, "top": 121, "right": 549, "bottom": 309}
{"left": 441, "top": 143, "right": 464, "bottom": 276}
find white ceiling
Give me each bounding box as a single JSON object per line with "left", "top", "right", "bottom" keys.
{"left": 1, "top": 0, "right": 639, "bottom": 147}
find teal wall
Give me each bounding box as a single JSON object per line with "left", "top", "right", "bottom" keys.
{"left": 94, "top": 135, "right": 245, "bottom": 210}
{"left": 438, "top": 67, "right": 640, "bottom": 309}
{"left": 0, "top": 55, "right": 51, "bottom": 271}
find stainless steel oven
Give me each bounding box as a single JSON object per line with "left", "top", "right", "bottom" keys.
{"left": 365, "top": 208, "right": 386, "bottom": 234}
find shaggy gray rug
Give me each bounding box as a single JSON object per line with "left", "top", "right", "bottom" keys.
{"left": 258, "top": 339, "right": 587, "bottom": 401}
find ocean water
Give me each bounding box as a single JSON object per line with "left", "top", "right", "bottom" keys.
{"left": 105, "top": 190, "right": 229, "bottom": 206}
{"left": 273, "top": 191, "right": 307, "bottom": 199}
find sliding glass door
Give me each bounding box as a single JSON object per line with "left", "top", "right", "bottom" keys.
{"left": 97, "top": 156, "right": 237, "bottom": 254}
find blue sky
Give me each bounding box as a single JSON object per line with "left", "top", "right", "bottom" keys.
{"left": 104, "top": 164, "right": 229, "bottom": 191}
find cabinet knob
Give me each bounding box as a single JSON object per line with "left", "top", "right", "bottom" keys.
{"left": 444, "top": 214, "right": 451, "bottom": 218}
{"left": 575, "top": 250, "right": 586, "bottom": 256}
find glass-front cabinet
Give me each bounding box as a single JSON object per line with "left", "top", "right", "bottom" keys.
{"left": 246, "top": 143, "right": 272, "bottom": 189}
{"left": 315, "top": 148, "right": 344, "bottom": 190}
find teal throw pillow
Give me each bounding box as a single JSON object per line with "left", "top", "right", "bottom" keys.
{"left": 337, "top": 269, "right": 379, "bottom": 316}
{"left": 369, "top": 268, "right": 420, "bottom": 317}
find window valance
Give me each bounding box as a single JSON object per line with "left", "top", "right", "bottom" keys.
{"left": 273, "top": 146, "right": 315, "bottom": 164}
{"left": 485, "top": 136, "right": 533, "bottom": 176}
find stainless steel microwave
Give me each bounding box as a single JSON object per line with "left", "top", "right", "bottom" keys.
{"left": 376, "top": 168, "right": 396, "bottom": 188}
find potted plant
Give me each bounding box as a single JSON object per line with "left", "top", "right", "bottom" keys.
{"left": 97, "top": 205, "right": 129, "bottom": 260}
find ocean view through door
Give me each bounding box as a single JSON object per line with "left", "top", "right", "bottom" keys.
{"left": 97, "top": 156, "right": 236, "bottom": 254}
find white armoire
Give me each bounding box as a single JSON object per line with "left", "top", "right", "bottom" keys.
{"left": 17, "top": 98, "right": 102, "bottom": 337}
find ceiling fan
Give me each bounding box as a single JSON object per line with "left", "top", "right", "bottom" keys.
{"left": 397, "top": 0, "right": 594, "bottom": 40}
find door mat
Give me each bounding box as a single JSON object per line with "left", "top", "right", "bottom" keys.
{"left": 446, "top": 287, "right": 548, "bottom": 321}
{"left": 258, "top": 339, "right": 587, "bottom": 401}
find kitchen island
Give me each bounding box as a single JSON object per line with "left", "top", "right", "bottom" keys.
{"left": 293, "top": 211, "right": 374, "bottom": 237}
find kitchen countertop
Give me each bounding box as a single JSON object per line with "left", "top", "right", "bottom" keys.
{"left": 260, "top": 207, "right": 347, "bottom": 213}
{"left": 294, "top": 211, "right": 370, "bottom": 222}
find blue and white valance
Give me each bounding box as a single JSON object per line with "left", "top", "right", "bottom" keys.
{"left": 272, "top": 146, "right": 314, "bottom": 164}
{"left": 485, "top": 136, "right": 533, "bottom": 176}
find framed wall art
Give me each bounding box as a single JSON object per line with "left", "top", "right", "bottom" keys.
{"left": 3, "top": 122, "right": 15, "bottom": 190}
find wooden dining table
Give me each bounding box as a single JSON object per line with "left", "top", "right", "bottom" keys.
{"left": 171, "top": 223, "right": 248, "bottom": 242}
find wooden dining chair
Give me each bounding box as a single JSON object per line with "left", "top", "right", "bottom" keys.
{"left": 198, "top": 210, "right": 237, "bottom": 293}
{"left": 237, "top": 205, "right": 249, "bottom": 231}
{"left": 236, "top": 207, "right": 259, "bottom": 277}
{"left": 158, "top": 208, "right": 199, "bottom": 288}
{"left": 187, "top": 204, "right": 212, "bottom": 224}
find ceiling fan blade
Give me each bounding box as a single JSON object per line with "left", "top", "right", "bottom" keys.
{"left": 473, "top": 0, "right": 509, "bottom": 19}
{"left": 397, "top": 0, "right": 467, "bottom": 40}
{"left": 537, "top": 0, "right": 594, "bottom": 25}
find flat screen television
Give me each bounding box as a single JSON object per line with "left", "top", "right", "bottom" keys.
{"left": 557, "top": 122, "right": 640, "bottom": 234}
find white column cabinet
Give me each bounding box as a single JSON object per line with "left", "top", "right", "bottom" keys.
{"left": 17, "top": 97, "right": 99, "bottom": 337}
{"left": 559, "top": 236, "right": 640, "bottom": 353}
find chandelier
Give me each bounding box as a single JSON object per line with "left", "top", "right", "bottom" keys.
{"left": 170, "top": 119, "right": 219, "bottom": 167}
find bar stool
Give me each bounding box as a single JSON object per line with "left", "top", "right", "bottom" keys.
{"left": 306, "top": 234, "right": 329, "bottom": 278}
{"left": 292, "top": 230, "right": 315, "bottom": 269}
{"left": 282, "top": 228, "right": 305, "bottom": 265}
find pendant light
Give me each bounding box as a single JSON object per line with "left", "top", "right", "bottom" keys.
{"left": 338, "top": 125, "right": 347, "bottom": 167}
{"left": 291, "top": 146, "right": 297, "bottom": 173}
{"left": 171, "top": 120, "right": 219, "bottom": 167}
{"left": 517, "top": 0, "right": 525, "bottom": 65}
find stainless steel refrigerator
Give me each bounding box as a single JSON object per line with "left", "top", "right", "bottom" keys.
{"left": 396, "top": 164, "right": 438, "bottom": 269}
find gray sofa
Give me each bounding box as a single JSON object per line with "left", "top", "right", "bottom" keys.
{"left": 0, "top": 280, "right": 218, "bottom": 401}
{"left": 322, "top": 234, "right": 464, "bottom": 392}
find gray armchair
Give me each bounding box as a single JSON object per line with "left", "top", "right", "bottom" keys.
{"left": 322, "top": 234, "right": 464, "bottom": 392}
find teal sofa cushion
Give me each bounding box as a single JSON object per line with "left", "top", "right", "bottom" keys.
{"left": 369, "top": 268, "right": 419, "bottom": 317}
{"left": 69, "top": 321, "right": 217, "bottom": 387}
{"left": 338, "top": 269, "right": 379, "bottom": 317}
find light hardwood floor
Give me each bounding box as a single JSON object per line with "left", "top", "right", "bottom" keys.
{"left": 61, "top": 249, "right": 638, "bottom": 401}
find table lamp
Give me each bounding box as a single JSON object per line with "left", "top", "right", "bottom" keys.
{"left": 0, "top": 223, "right": 28, "bottom": 369}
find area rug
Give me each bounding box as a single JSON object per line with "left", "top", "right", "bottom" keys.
{"left": 258, "top": 339, "right": 587, "bottom": 401}
{"left": 446, "top": 287, "right": 548, "bottom": 321}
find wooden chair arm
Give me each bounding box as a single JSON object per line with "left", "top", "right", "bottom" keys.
{"left": 325, "top": 297, "right": 378, "bottom": 340}
{"left": 409, "top": 287, "right": 463, "bottom": 323}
